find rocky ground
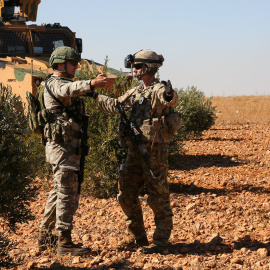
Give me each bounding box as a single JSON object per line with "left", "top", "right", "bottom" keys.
{"left": 2, "top": 123, "right": 270, "bottom": 269}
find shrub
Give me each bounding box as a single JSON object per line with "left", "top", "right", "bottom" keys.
{"left": 75, "top": 60, "right": 135, "bottom": 198}
{"left": 168, "top": 86, "right": 216, "bottom": 166}
{"left": 174, "top": 86, "right": 216, "bottom": 140}
{"left": 0, "top": 84, "right": 38, "bottom": 267}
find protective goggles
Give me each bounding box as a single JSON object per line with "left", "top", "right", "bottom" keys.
{"left": 134, "top": 63, "right": 143, "bottom": 70}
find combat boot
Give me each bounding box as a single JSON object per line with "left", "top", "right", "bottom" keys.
{"left": 38, "top": 230, "right": 57, "bottom": 252}
{"left": 141, "top": 242, "right": 172, "bottom": 254}
{"left": 118, "top": 235, "right": 149, "bottom": 249}
{"left": 136, "top": 237, "right": 149, "bottom": 247}
{"left": 57, "top": 230, "right": 91, "bottom": 256}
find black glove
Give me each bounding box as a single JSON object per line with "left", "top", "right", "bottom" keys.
{"left": 84, "top": 91, "right": 99, "bottom": 100}
{"left": 162, "top": 80, "right": 173, "bottom": 101}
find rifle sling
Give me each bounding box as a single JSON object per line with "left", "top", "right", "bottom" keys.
{"left": 44, "top": 74, "right": 72, "bottom": 115}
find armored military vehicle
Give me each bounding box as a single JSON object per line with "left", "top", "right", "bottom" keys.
{"left": 0, "top": 0, "right": 120, "bottom": 104}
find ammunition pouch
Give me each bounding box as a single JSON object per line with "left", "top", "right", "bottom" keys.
{"left": 140, "top": 111, "right": 181, "bottom": 143}
{"left": 37, "top": 109, "right": 55, "bottom": 126}
{"left": 44, "top": 118, "right": 81, "bottom": 144}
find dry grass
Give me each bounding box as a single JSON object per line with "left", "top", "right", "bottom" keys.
{"left": 212, "top": 96, "right": 270, "bottom": 125}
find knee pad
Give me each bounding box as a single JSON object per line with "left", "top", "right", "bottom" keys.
{"left": 117, "top": 193, "right": 133, "bottom": 217}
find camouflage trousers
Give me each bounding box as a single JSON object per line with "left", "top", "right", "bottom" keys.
{"left": 39, "top": 138, "right": 80, "bottom": 233}
{"left": 117, "top": 142, "right": 173, "bottom": 246}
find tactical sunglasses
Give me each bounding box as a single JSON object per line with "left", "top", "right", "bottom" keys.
{"left": 134, "top": 63, "right": 143, "bottom": 70}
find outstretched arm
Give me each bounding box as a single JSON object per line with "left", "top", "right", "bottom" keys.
{"left": 90, "top": 73, "right": 114, "bottom": 89}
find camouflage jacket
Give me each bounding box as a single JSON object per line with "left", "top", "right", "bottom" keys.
{"left": 98, "top": 80, "right": 178, "bottom": 123}
{"left": 43, "top": 75, "right": 91, "bottom": 112}
{"left": 42, "top": 75, "right": 92, "bottom": 143}
{"left": 98, "top": 80, "right": 179, "bottom": 143}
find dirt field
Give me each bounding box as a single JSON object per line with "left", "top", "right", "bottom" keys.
{"left": 1, "top": 96, "right": 270, "bottom": 269}
{"left": 212, "top": 96, "right": 270, "bottom": 125}
{"left": 1, "top": 121, "right": 270, "bottom": 269}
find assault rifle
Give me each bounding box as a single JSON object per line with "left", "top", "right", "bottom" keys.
{"left": 116, "top": 101, "right": 156, "bottom": 179}
{"left": 78, "top": 113, "right": 90, "bottom": 194}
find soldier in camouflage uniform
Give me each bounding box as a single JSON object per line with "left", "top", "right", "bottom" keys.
{"left": 38, "top": 46, "right": 114, "bottom": 256}
{"left": 90, "top": 50, "right": 180, "bottom": 248}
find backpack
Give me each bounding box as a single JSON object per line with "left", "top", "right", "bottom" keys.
{"left": 26, "top": 75, "right": 55, "bottom": 134}
{"left": 26, "top": 84, "right": 46, "bottom": 135}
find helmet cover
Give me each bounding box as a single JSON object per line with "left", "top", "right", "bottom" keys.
{"left": 134, "top": 50, "right": 164, "bottom": 69}
{"left": 49, "top": 46, "right": 81, "bottom": 68}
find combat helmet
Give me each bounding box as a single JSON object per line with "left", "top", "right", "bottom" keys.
{"left": 134, "top": 50, "right": 164, "bottom": 69}
{"left": 124, "top": 49, "right": 164, "bottom": 78}
{"left": 49, "top": 46, "right": 81, "bottom": 69}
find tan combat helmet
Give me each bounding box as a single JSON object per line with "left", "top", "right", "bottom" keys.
{"left": 125, "top": 49, "right": 164, "bottom": 78}
{"left": 134, "top": 50, "right": 164, "bottom": 70}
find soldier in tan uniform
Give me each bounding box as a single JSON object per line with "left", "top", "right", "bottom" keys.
{"left": 38, "top": 46, "right": 114, "bottom": 256}
{"left": 90, "top": 50, "right": 180, "bottom": 249}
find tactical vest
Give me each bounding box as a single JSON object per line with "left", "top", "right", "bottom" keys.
{"left": 43, "top": 95, "right": 84, "bottom": 144}
{"left": 139, "top": 111, "right": 181, "bottom": 143}
{"left": 27, "top": 74, "right": 85, "bottom": 145}
{"left": 120, "top": 84, "right": 181, "bottom": 144}
{"left": 129, "top": 88, "right": 152, "bottom": 127}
